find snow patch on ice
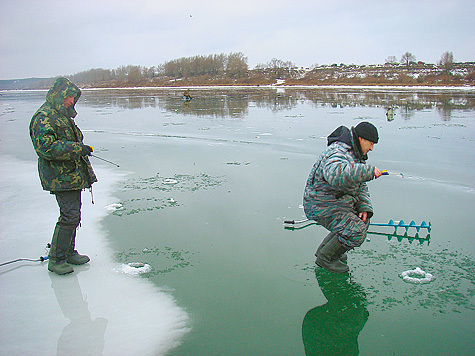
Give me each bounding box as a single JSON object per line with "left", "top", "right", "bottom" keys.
{"left": 400, "top": 267, "right": 434, "bottom": 284}
{"left": 116, "top": 262, "right": 152, "bottom": 275}
{"left": 105, "top": 202, "right": 124, "bottom": 211}
{"left": 163, "top": 178, "right": 178, "bottom": 185}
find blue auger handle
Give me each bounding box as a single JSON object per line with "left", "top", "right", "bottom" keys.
{"left": 369, "top": 220, "right": 431, "bottom": 233}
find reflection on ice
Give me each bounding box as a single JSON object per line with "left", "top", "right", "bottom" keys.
{"left": 0, "top": 156, "right": 190, "bottom": 355}
{"left": 303, "top": 269, "right": 368, "bottom": 355}
{"left": 76, "top": 87, "right": 475, "bottom": 120}
{"left": 50, "top": 273, "right": 108, "bottom": 355}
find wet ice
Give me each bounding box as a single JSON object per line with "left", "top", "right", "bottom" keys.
{"left": 1, "top": 87, "right": 474, "bottom": 355}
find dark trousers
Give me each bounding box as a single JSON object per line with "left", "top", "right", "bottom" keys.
{"left": 54, "top": 190, "right": 82, "bottom": 230}
{"left": 49, "top": 190, "right": 82, "bottom": 260}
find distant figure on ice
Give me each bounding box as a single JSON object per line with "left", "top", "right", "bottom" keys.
{"left": 183, "top": 89, "right": 193, "bottom": 102}
{"left": 386, "top": 107, "right": 395, "bottom": 122}
{"left": 30, "top": 77, "right": 97, "bottom": 275}
{"left": 303, "top": 122, "right": 381, "bottom": 273}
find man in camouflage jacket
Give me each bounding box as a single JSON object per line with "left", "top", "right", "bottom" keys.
{"left": 303, "top": 122, "right": 381, "bottom": 273}
{"left": 30, "top": 77, "right": 97, "bottom": 275}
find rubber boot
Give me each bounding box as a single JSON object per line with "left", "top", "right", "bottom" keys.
{"left": 67, "top": 229, "right": 90, "bottom": 265}
{"left": 48, "top": 226, "right": 74, "bottom": 275}
{"left": 316, "top": 232, "right": 348, "bottom": 263}
{"left": 316, "top": 234, "right": 349, "bottom": 273}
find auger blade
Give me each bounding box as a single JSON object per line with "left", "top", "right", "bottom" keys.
{"left": 369, "top": 220, "right": 431, "bottom": 232}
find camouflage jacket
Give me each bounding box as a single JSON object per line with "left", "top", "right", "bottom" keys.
{"left": 303, "top": 126, "right": 374, "bottom": 221}
{"left": 29, "top": 78, "right": 97, "bottom": 192}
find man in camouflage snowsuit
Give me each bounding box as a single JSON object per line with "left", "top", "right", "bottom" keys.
{"left": 303, "top": 122, "right": 381, "bottom": 273}
{"left": 30, "top": 78, "right": 97, "bottom": 275}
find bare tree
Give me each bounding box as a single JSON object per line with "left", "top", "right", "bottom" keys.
{"left": 267, "top": 58, "right": 295, "bottom": 78}
{"left": 438, "top": 51, "right": 454, "bottom": 72}
{"left": 385, "top": 55, "right": 398, "bottom": 65}
{"left": 400, "top": 52, "right": 416, "bottom": 66}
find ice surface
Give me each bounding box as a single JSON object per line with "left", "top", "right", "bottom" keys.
{"left": 0, "top": 156, "right": 190, "bottom": 355}
{"left": 2, "top": 87, "right": 474, "bottom": 355}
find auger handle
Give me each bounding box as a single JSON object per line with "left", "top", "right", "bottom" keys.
{"left": 283, "top": 219, "right": 311, "bottom": 225}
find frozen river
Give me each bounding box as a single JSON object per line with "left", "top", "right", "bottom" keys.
{"left": 1, "top": 86, "right": 474, "bottom": 355}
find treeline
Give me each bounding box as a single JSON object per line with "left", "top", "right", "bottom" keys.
{"left": 69, "top": 52, "right": 250, "bottom": 87}
{"left": 2, "top": 51, "right": 473, "bottom": 90}
{"left": 162, "top": 52, "right": 248, "bottom": 78}
{"left": 67, "top": 53, "right": 305, "bottom": 87}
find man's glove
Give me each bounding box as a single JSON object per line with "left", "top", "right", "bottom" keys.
{"left": 81, "top": 144, "right": 93, "bottom": 156}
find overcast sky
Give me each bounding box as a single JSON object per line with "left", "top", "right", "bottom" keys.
{"left": 1, "top": 0, "right": 474, "bottom": 80}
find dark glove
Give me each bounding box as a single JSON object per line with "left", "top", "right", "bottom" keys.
{"left": 81, "top": 144, "right": 93, "bottom": 156}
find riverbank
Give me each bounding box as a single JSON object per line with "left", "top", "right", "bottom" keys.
{"left": 2, "top": 61, "right": 474, "bottom": 90}
{"left": 3, "top": 83, "right": 475, "bottom": 92}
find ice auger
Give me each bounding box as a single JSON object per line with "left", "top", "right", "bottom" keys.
{"left": 283, "top": 219, "right": 431, "bottom": 245}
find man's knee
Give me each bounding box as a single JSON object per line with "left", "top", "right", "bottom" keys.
{"left": 328, "top": 215, "right": 368, "bottom": 247}
{"left": 344, "top": 219, "right": 369, "bottom": 246}
{"left": 58, "top": 213, "right": 81, "bottom": 229}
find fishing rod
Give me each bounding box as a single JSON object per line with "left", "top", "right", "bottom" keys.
{"left": 381, "top": 170, "right": 404, "bottom": 178}
{"left": 90, "top": 154, "right": 120, "bottom": 167}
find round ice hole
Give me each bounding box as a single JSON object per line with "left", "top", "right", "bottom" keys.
{"left": 400, "top": 267, "right": 434, "bottom": 284}
{"left": 162, "top": 178, "right": 178, "bottom": 185}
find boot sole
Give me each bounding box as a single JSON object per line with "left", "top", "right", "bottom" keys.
{"left": 67, "top": 257, "right": 90, "bottom": 265}
{"left": 48, "top": 263, "right": 74, "bottom": 275}
{"left": 48, "top": 267, "right": 74, "bottom": 275}
{"left": 315, "top": 259, "right": 349, "bottom": 273}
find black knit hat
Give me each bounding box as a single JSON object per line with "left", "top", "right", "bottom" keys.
{"left": 355, "top": 122, "right": 379, "bottom": 143}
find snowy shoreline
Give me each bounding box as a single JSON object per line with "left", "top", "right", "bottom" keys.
{"left": 0, "top": 155, "right": 190, "bottom": 355}
{"left": 2, "top": 84, "right": 475, "bottom": 93}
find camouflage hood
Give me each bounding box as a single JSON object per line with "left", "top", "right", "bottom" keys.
{"left": 30, "top": 78, "right": 97, "bottom": 192}
{"left": 46, "top": 77, "right": 81, "bottom": 118}
{"left": 327, "top": 125, "right": 366, "bottom": 160}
